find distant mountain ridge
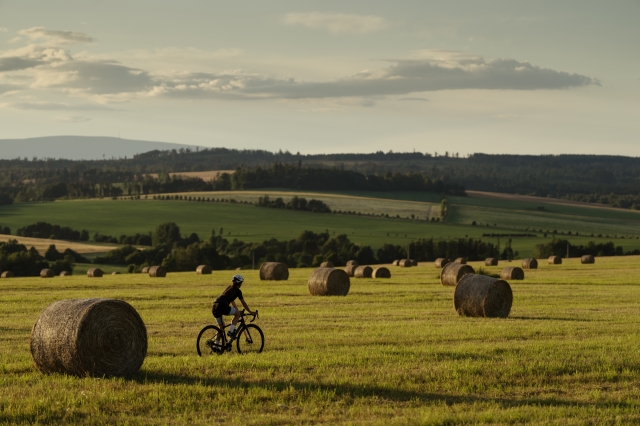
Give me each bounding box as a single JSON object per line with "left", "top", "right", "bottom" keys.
{"left": 0, "top": 136, "right": 203, "bottom": 160}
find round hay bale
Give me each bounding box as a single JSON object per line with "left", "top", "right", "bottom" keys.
{"left": 59, "top": 271, "right": 71, "bottom": 277}
{"left": 372, "top": 267, "right": 391, "bottom": 278}
{"left": 410, "top": 259, "right": 418, "bottom": 267}
{"left": 354, "top": 265, "right": 373, "bottom": 278}
{"left": 344, "top": 265, "right": 358, "bottom": 277}
{"left": 434, "top": 258, "right": 450, "bottom": 268}
{"left": 40, "top": 269, "right": 54, "bottom": 278}
{"left": 500, "top": 266, "right": 524, "bottom": 280}
{"left": 346, "top": 260, "right": 359, "bottom": 267}
{"left": 454, "top": 257, "right": 467, "bottom": 264}
{"left": 319, "top": 261, "right": 334, "bottom": 268}
{"left": 1, "top": 271, "right": 14, "bottom": 278}
{"left": 521, "top": 258, "right": 538, "bottom": 269}
{"left": 484, "top": 258, "right": 498, "bottom": 266}
{"left": 454, "top": 274, "right": 513, "bottom": 318}
{"left": 440, "top": 262, "right": 475, "bottom": 287}
{"left": 196, "top": 264, "right": 212, "bottom": 275}
{"left": 392, "top": 260, "right": 400, "bottom": 266}
{"left": 399, "top": 259, "right": 412, "bottom": 268}
{"left": 87, "top": 268, "right": 103, "bottom": 278}
{"left": 149, "top": 266, "right": 166, "bottom": 277}
{"left": 235, "top": 267, "right": 242, "bottom": 270}
{"left": 259, "top": 262, "right": 289, "bottom": 281}
{"left": 581, "top": 255, "right": 595, "bottom": 264}
{"left": 30, "top": 298, "right": 147, "bottom": 377}
{"left": 548, "top": 256, "right": 562, "bottom": 265}
{"left": 141, "top": 266, "right": 150, "bottom": 274}
{"left": 112, "top": 271, "right": 121, "bottom": 275}
{"left": 308, "top": 268, "right": 350, "bottom": 296}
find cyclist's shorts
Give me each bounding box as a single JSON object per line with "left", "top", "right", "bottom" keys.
{"left": 212, "top": 303, "right": 236, "bottom": 319}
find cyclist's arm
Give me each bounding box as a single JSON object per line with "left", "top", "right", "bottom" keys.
{"left": 240, "top": 299, "right": 253, "bottom": 314}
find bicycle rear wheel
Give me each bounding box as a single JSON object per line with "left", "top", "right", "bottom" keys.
{"left": 196, "top": 325, "right": 225, "bottom": 356}
{"left": 236, "top": 324, "right": 264, "bottom": 354}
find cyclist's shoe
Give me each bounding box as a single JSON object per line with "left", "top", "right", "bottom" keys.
{"left": 227, "top": 330, "right": 237, "bottom": 339}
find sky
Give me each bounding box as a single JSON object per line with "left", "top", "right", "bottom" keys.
{"left": 0, "top": 0, "right": 638, "bottom": 156}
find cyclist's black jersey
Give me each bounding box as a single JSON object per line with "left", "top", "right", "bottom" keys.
{"left": 215, "top": 285, "right": 243, "bottom": 306}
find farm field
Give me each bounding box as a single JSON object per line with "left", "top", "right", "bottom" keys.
{"left": 2, "top": 189, "right": 640, "bottom": 257}
{"left": 2, "top": 258, "right": 640, "bottom": 424}
{"left": 0, "top": 235, "right": 122, "bottom": 255}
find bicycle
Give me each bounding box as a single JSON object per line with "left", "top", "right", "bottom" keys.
{"left": 196, "top": 310, "right": 264, "bottom": 356}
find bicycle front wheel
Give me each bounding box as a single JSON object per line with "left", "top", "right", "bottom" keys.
{"left": 196, "top": 325, "right": 224, "bottom": 356}
{"left": 236, "top": 324, "right": 264, "bottom": 354}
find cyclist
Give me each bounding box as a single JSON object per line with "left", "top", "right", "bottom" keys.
{"left": 212, "top": 274, "right": 255, "bottom": 342}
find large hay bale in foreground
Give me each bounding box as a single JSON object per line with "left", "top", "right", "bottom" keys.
{"left": 548, "top": 256, "right": 562, "bottom": 265}
{"left": 440, "top": 262, "right": 475, "bottom": 286}
{"left": 141, "top": 266, "right": 150, "bottom": 274}
{"left": 435, "top": 258, "right": 450, "bottom": 268}
{"left": 30, "top": 298, "right": 147, "bottom": 377}
{"left": 60, "top": 271, "right": 71, "bottom": 276}
{"left": 40, "top": 269, "right": 54, "bottom": 278}
{"left": 454, "top": 257, "right": 467, "bottom": 264}
{"left": 500, "top": 266, "right": 524, "bottom": 280}
{"left": 392, "top": 260, "right": 400, "bottom": 266}
{"left": 484, "top": 258, "right": 498, "bottom": 266}
{"left": 319, "top": 261, "right": 334, "bottom": 268}
{"left": 581, "top": 255, "right": 595, "bottom": 264}
{"left": 149, "top": 266, "right": 166, "bottom": 277}
{"left": 454, "top": 274, "right": 513, "bottom": 318}
{"left": 354, "top": 265, "right": 373, "bottom": 278}
{"left": 399, "top": 259, "right": 412, "bottom": 268}
{"left": 259, "top": 262, "right": 289, "bottom": 281}
{"left": 196, "top": 265, "right": 212, "bottom": 275}
{"left": 1, "top": 271, "right": 14, "bottom": 278}
{"left": 344, "top": 265, "right": 358, "bottom": 277}
{"left": 87, "top": 268, "right": 103, "bottom": 278}
{"left": 521, "top": 258, "right": 538, "bottom": 269}
{"left": 308, "top": 268, "right": 350, "bottom": 296}
{"left": 372, "top": 267, "right": 391, "bottom": 278}
{"left": 346, "top": 260, "right": 359, "bottom": 267}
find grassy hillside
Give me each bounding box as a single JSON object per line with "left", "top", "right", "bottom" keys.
{"left": 1, "top": 191, "right": 640, "bottom": 259}
{"left": 2, "top": 258, "right": 640, "bottom": 423}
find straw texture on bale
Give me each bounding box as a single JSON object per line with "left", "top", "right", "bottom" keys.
{"left": 440, "top": 262, "right": 475, "bottom": 287}
{"left": 346, "top": 260, "right": 359, "bottom": 267}
{"left": 398, "top": 259, "right": 412, "bottom": 268}
{"left": 259, "top": 262, "right": 289, "bottom": 281}
{"left": 196, "top": 265, "right": 212, "bottom": 275}
{"left": 410, "top": 259, "right": 419, "bottom": 266}
{"left": 392, "top": 260, "right": 400, "bottom": 266}
{"left": 344, "top": 265, "right": 358, "bottom": 277}
{"left": 319, "top": 261, "right": 334, "bottom": 268}
{"left": 372, "top": 267, "right": 391, "bottom": 278}
{"left": 1, "top": 271, "right": 14, "bottom": 278}
{"left": 308, "top": 268, "right": 350, "bottom": 296}
{"left": 60, "top": 271, "right": 71, "bottom": 276}
{"left": 111, "top": 271, "right": 121, "bottom": 275}
{"left": 434, "top": 258, "right": 450, "bottom": 268}
{"left": 354, "top": 265, "right": 373, "bottom": 278}
{"left": 548, "top": 256, "right": 562, "bottom": 265}
{"left": 522, "top": 258, "right": 538, "bottom": 269}
{"left": 87, "top": 268, "right": 103, "bottom": 278}
{"left": 485, "top": 258, "right": 498, "bottom": 266}
{"left": 141, "top": 266, "right": 150, "bottom": 274}
{"left": 454, "top": 274, "right": 513, "bottom": 318}
{"left": 40, "top": 269, "right": 54, "bottom": 278}
{"left": 500, "top": 266, "right": 524, "bottom": 280}
{"left": 581, "top": 255, "right": 595, "bottom": 264}
{"left": 30, "top": 298, "right": 147, "bottom": 377}
{"left": 149, "top": 266, "right": 166, "bottom": 277}
{"left": 454, "top": 257, "right": 467, "bottom": 264}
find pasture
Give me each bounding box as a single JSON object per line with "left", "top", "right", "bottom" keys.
{"left": 2, "top": 189, "right": 640, "bottom": 257}
{"left": 2, "top": 258, "right": 640, "bottom": 424}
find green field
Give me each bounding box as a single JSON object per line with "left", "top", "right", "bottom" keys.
{"left": 2, "top": 190, "right": 640, "bottom": 257}
{"left": 3, "top": 258, "right": 640, "bottom": 424}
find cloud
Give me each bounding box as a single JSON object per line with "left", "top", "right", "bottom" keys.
{"left": 9, "top": 101, "right": 113, "bottom": 110}
{"left": 18, "top": 27, "right": 96, "bottom": 44}
{"left": 59, "top": 115, "right": 91, "bottom": 122}
{"left": 0, "top": 28, "right": 8, "bottom": 33}
{"left": 284, "top": 12, "right": 386, "bottom": 34}
{"left": 399, "top": 97, "right": 430, "bottom": 102}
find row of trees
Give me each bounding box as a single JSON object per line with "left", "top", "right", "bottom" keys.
{"left": 255, "top": 196, "right": 331, "bottom": 213}
{"left": 0, "top": 240, "right": 74, "bottom": 276}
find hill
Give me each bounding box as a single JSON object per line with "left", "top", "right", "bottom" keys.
{"left": 0, "top": 136, "right": 203, "bottom": 160}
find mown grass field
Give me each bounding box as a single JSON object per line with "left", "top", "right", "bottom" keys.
{"left": 2, "top": 257, "right": 640, "bottom": 424}
{"left": 2, "top": 189, "right": 640, "bottom": 257}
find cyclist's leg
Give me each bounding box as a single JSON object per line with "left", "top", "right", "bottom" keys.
{"left": 227, "top": 306, "right": 239, "bottom": 335}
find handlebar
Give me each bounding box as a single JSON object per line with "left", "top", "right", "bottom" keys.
{"left": 240, "top": 309, "right": 259, "bottom": 322}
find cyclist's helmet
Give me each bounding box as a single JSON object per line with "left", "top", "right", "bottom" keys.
{"left": 232, "top": 274, "right": 244, "bottom": 286}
